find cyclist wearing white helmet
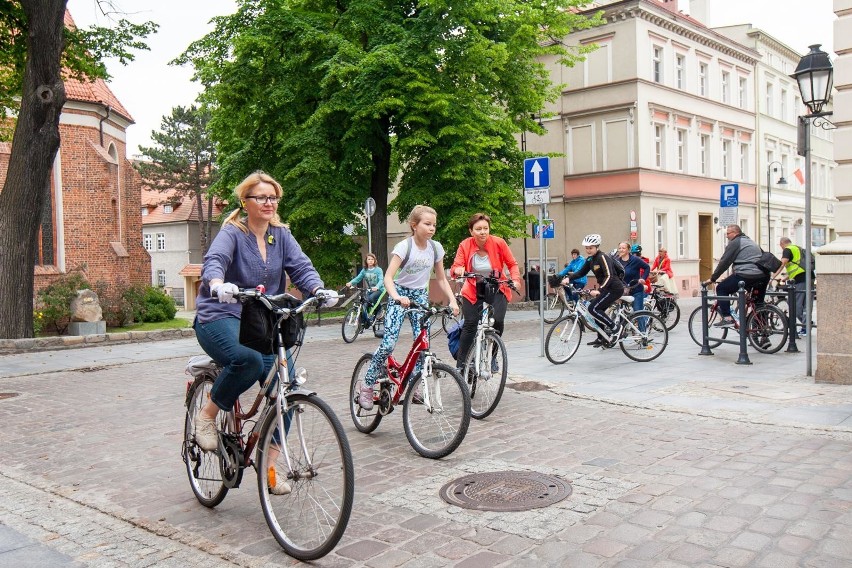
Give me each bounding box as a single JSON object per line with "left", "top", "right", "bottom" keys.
{"left": 563, "top": 233, "right": 626, "bottom": 347}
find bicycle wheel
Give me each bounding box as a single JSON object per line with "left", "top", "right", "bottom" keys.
{"left": 545, "top": 314, "right": 583, "bottom": 364}
{"left": 462, "top": 331, "right": 507, "bottom": 420}
{"left": 257, "top": 394, "right": 354, "bottom": 561}
{"left": 349, "top": 354, "right": 383, "bottom": 433}
{"left": 402, "top": 362, "right": 470, "bottom": 459}
{"left": 656, "top": 297, "right": 681, "bottom": 330}
{"left": 688, "top": 306, "right": 728, "bottom": 348}
{"left": 746, "top": 304, "right": 788, "bottom": 354}
{"left": 372, "top": 303, "right": 385, "bottom": 338}
{"left": 341, "top": 305, "right": 363, "bottom": 343}
{"left": 619, "top": 310, "right": 668, "bottom": 362}
{"left": 442, "top": 312, "right": 458, "bottom": 334}
{"left": 183, "top": 377, "right": 229, "bottom": 508}
{"left": 539, "top": 293, "right": 564, "bottom": 324}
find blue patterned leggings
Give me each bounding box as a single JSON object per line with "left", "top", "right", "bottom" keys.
{"left": 364, "top": 285, "right": 429, "bottom": 386}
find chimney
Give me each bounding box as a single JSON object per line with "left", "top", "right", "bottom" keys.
{"left": 686, "top": 0, "right": 710, "bottom": 24}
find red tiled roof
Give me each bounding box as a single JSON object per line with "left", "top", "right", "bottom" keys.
{"left": 63, "top": 11, "right": 134, "bottom": 122}
{"left": 179, "top": 264, "right": 202, "bottom": 277}
{"left": 141, "top": 189, "right": 226, "bottom": 224}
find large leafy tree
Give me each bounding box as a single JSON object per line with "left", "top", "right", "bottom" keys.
{"left": 179, "top": 0, "right": 601, "bottom": 282}
{"left": 136, "top": 105, "right": 218, "bottom": 255}
{"left": 0, "top": 0, "right": 155, "bottom": 339}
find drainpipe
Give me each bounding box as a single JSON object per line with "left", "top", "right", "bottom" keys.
{"left": 99, "top": 104, "right": 112, "bottom": 147}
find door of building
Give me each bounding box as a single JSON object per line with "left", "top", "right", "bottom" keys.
{"left": 698, "top": 215, "right": 713, "bottom": 282}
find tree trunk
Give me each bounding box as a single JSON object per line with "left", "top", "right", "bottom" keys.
{"left": 194, "top": 190, "right": 207, "bottom": 255}
{"left": 370, "top": 117, "right": 392, "bottom": 270}
{"left": 0, "top": 0, "right": 68, "bottom": 339}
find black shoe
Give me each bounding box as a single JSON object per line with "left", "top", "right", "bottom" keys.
{"left": 587, "top": 338, "right": 603, "bottom": 347}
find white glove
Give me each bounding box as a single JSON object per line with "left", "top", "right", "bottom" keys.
{"left": 315, "top": 288, "right": 339, "bottom": 308}
{"left": 211, "top": 282, "right": 239, "bottom": 304}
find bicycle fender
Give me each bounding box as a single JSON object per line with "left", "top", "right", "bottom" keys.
{"left": 286, "top": 386, "right": 317, "bottom": 398}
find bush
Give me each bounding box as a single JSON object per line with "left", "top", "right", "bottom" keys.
{"left": 139, "top": 286, "right": 177, "bottom": 322}
{"left": 36, "top": 272, "right": 91, "bottom": 334}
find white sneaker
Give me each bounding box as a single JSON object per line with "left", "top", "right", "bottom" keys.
{"left": 359, "top": 384, "right": 375, "bottom": 410}
{"left": 195, "top": 414, "right": 218, "bottom": 451}
{"left": 268, "top": 467, "right": 292, "bottom": 495}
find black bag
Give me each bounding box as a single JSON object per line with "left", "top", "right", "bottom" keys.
{"left": 608, "top": 254, "right": 626, "bottom": 281}
{"left": 239, "top": 296, "right": 306, "bottom": 355}
{"left": 476, "top": 277, "right": 499, "bottom": 305}
{"left": 792, "top": 246, "right": 817, "bottom": 276}
{"left": 547, "top": 274, "right": 563, "bottom": 289}
{"left": 757, "top": 251, "right": 782, "bottom": 274}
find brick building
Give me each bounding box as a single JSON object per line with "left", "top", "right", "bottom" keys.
{"left": 0, "top": 12, "right": 151, "bottom": 296}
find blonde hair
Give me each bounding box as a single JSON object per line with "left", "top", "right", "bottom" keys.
{"left": 407, "top": 205, "right": 437, "bottom": 234}
{"left": 223, "top": 171, "right": 286, "bottom": 233}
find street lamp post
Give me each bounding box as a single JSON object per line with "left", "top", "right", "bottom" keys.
{"left": 765, "top": 161, "right": 787, "bottom": 249}
{"left": 791, "top": 44, "right": 834, "bottom": 378}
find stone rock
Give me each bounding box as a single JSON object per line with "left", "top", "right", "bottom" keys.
{"left": 70, "top": 289, "right": 103, "bottom": 322}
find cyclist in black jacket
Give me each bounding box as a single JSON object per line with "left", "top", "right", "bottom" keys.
{"left": 563, "top": 234, "right": 626, "bottom": 347}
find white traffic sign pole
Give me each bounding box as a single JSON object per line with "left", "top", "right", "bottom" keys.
{"left": 539, "top": 204, "right": 546, "bottom": 356}
{"left": 365, "top": 197, "right": 376, "bottom": 253}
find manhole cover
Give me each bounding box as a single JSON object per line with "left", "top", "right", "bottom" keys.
{"left": 439, "top": 471, "right": 572, "bottom": 512}
{"left": 506, "top": 381, "right": 549, "bottom": 392}
{"left": 0, "top": 392, "right": 20, "bottom": 401}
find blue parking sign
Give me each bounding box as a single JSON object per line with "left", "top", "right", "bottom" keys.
{"left": 524, "top": 157, "right": 550, "bottom": 189}
{"left": 720, "top": 184, "right": 739, "bottom": 207}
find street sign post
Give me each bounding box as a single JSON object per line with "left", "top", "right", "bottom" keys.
{"left": 533, "top": 219, "right": 554, "bottom": 239}
{"left": 365, "top": 197, "right": 376, "bottom": 254}
{"left": 718, "top": 184, "right": 739, "bottom": 229}
{"left": 524, "top": 157, "right": 551, "bottom": 357}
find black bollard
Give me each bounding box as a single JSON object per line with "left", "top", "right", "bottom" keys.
{"left": 699, "top": 283, "right": 713, "bottom": 356}
{"left": 735, "top": 281, "right": 752, "bottom": 365}
{"left": 785, "top": 282, "right": 800, "bottom": 353}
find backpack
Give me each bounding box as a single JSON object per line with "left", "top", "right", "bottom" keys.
{"left": 447, "top": 319, "right": 464, "bottom": 360}
{"left": 756, "top": 250, "right": 782, "bottom": 274}
{"left": 790, "top": 245, "right": 816, "bottom": 277}
{"left": 399, "top": 236, "right": 438, "bottom": 269}
{"left": 608, "top": 253, "right": 626, "bottom": 281}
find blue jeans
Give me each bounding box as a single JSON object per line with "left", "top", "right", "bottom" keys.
{"left": 631, "top": 288, "right": 646, "bottom": 331}
{"left": 194, "top": 316, "right": 274, "bottom": 411}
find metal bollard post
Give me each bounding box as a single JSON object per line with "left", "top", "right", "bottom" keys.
{"left": 735, "top": 281, "right": 751, "bottom": 365}
{"left": 699, "top": 283, "right": 713, "bottom": 356}
{"left": 785, "top": 282, "right": 800, "bottom": 353}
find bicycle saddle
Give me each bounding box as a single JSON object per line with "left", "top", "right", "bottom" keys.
{"left": 186, "top": 355, "right": 220, "bottom": 377}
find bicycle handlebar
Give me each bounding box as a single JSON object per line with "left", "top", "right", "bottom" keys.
{"left": 237, "top": 287, "right": 340, "bottom": 317}
{"left": 454, "top": 272, "right": 518, "bottom": 292}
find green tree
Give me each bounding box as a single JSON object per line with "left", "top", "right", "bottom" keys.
{"left": 0, "top": 0, "right": 155, "bottom": 339}
{"left": 179, "top": 0, "right": 601, "bottom": 281}
{"left": 136, "top": 105, "right": 218, "bottom": 255}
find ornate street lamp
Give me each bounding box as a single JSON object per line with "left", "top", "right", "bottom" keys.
{"left": 790, "top": 44, "right": 834, "bottom": 377}
{"left": 765, "top": 161, "right": 787, "bottom": 249}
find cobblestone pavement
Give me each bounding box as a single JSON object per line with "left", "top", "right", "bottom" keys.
{"left": 0, "top": 312, "right": 850, "bottom": 567}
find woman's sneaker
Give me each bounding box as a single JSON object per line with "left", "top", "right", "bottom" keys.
{"left": 713, "top": 317, "right": 736, "bottom": 328}
{"left": 195, "top": 414, "right": 218, "bottom": 451}
{"left": 359, "top": 384, "right": 375, "bottom": 410}
{"left": 267, "top": 466, "right": 292, "bottom": 495}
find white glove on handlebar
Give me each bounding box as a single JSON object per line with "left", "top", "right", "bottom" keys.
{"left": 211, "top": 282, "right": 239, "bottom": 304}
{"left": 315, "top": 288, "right": 339, "bottom": 308}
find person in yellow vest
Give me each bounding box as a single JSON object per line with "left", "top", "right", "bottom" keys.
{"left": 770, "top": 237, "right": 807, "bottom": 336}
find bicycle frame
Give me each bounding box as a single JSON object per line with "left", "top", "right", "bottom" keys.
{"left": 380, "top": 308, "right": 434, "bottom": 408}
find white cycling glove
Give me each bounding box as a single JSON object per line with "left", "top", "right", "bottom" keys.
{"left": 211, "top": 282, "right": 239, "bottom": 304}
{"left": 314, "top": 288, "right": 339, "bottom": 308}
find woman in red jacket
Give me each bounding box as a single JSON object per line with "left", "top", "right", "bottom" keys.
{"left": 451, "top": 213, "right": 521, "bottom": 369}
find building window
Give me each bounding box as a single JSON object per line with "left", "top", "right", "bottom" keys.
{"left": 721, "top": 71, "right": 730, "bottom": 103}
{"left": 676, "top": 54, "right": 685, "bottom": 89}
{"left": 143, "top": 233, "right": 152, "bottom": 251}
{"left": 654, "top": 124, "right": 665, "bottom": 169}
{"left": 700, "top": 134, "right": 709, "bottom": 175}
{"left": 721, "top": 140, "right": 731, "bottom": 179}
{"left": 157, "top": 270, "right": 166, "bottom": 287}
{"left": 676, "top": 129, "right": 686, "bottom": 172}
{"left": 156, "top": 233, "right": 165, "bottom": 251}
{"left": 656, "top": 213, "right": 667, "bottom": 253}
{"left": 163, "top": 204, "right": 173, "bottom": 214}
{"left": 677, "top": 215, "right": 688, "bottom": 258}
{"left": 141, "top": 207, "right": 149, "bottom": 216}
{"left": 739, "top": 143, "right": 748, "bottom": 181}
{"left": 766, "top": 83, "right": 774, "bottom": 116}
{"left": 699, "top": 62, "right": 708, "bottom": 96}
{"left": 738, "top": 77, "right": 747, "bottom": 108}
{"left": 780, "top": 88, "right": 787, "bottom": 121}
{"left": 652, "top": 46, "right": 663, "bottom": 83}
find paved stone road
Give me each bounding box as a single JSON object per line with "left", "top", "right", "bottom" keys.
{"left": 0, "top": 309, "right": 850, "bottom": 567}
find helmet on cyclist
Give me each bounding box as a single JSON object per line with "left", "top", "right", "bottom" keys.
{"left": 582, "top": 234, "right": 602, "bottom": 247}
{"left": 631, "top": 244, "right": 642, "bottom": 254}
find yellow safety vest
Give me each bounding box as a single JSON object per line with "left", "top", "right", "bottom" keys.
{"left": 785, "top": 245, "right": 805, "bottom": 279}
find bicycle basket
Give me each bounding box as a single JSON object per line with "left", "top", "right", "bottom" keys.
{"left": 547, "top": 274, "right": 563, "bottom": 289}
{"left": 476, "top": 278, "right": 499, "bottom": 305}
{"left": 239, "top": 296, "right": 306, "bottom": 355}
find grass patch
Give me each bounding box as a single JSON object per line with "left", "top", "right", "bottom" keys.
{"left": 107, "top": 318, "right": 192, "bottom": 333}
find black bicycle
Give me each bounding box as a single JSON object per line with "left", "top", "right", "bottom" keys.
{"left": 341, "top": 286, "right": 387, "bottom": 343}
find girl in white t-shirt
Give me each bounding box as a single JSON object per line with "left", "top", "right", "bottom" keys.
{"left": 358, "top": 205, "right": 460, "bottom": 410}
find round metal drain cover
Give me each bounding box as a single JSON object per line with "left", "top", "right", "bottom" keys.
{"left": 0, "top": 392, "right": 20, "bottom": 401}
{"left": 439, "top": 471, "right": 572, "bottom": 512}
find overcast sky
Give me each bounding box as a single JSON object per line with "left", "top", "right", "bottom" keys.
{"left": 65, "top": 0, "right": 835, "bottom": 157}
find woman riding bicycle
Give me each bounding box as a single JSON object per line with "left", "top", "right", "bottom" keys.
{"left": 556, "top": 248, "right": 586, "bottom": 302}
{"left": 450, "top": 213, "right": 521, "bottom": 371}
{"left": 192, "top": 171, "right": 336, "bottom": 477}
{"left": 563, "top": 234, "right": 626, "bottom": 347}
{"left": 358, "top": 205, "right": 459, "bottom": 410}
{"left": 346, "top": 252, "right": 384, "bottom": 308}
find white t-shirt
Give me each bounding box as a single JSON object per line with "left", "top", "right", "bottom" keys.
{"left": 392, "top": 238, "right": 445, "bottom": 289}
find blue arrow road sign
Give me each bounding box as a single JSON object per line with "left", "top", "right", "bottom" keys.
{"left": 524, "top": 157, "right": 550, "bottom": 189}
{"left": 720, "top": 183, "right": 739, "bottom": 207}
